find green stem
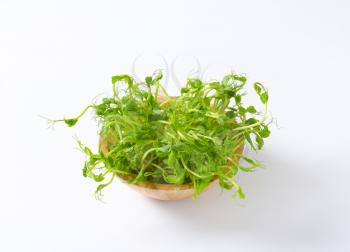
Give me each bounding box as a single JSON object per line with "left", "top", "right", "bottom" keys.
{"left": 155, "top": 81, "right": 160, "bottom": 100}
{"left": 50, "top": 105, "right": 94, "bottom": 123}
{"left": 105, "top": 173, "right": 116, "bottom": 186}
{"left": 180, "top": 158, "right": 211, "bottom": 179}
{"left": 112, "top": 83, "right": 119, "bottom": 100}
{"left": 232, "top": 103, "right": 267, "bottom": 131}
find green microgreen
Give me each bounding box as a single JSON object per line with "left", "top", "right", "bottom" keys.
{"left": 48, "top": 70, "right": 271, "bottom": 199}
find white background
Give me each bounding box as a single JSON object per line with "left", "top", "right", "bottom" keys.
{"left": 1, "top": 0, "right": 349, "bottom": 251}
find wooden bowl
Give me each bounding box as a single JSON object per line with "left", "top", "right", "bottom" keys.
{"left": 99, "top": 96, "right": 244, "bottom": 200}
{"left": 99, "top": 135, "right": 244, "bottom": 201}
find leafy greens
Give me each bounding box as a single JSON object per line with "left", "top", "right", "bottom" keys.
{"left": 50, "top": 71, "right": 271, "bottom": 199}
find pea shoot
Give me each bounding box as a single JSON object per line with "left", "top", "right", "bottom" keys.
{"left": 49, "top": 71, "right": 271, "bottom": 199}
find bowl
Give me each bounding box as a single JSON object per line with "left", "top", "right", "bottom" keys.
{"left": 99, "top": 135, "right": 244, "bottom": 200}
{"left": 99, "top": 95, "right": 243, "bottom": 200}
